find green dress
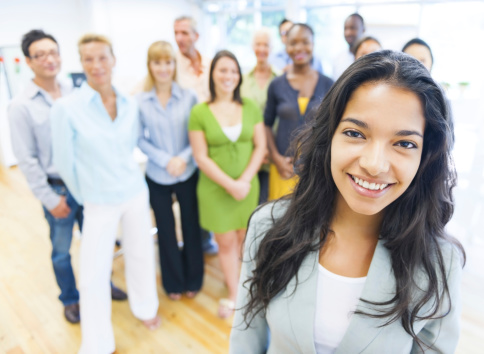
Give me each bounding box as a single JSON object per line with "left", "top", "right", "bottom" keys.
{"left": 188, "top": 98, "right": 262, "bottom": 233}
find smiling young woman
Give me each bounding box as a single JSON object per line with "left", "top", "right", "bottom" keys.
{"left": 264, "top": 23, "right": 333, "bottom": 201}
{"left": 230, "top": 50, "right": 465, "bottom": 353}
{"left": 137, "top": 41, "right": 203, "bottom": 302}
{"left": 188, "top": 50, "right": 267, "bottom": 319}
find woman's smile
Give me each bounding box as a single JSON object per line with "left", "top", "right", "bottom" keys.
{"left": 348, "top": 173, "right": 393, "bottom": 198}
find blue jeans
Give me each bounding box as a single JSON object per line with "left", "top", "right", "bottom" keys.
{"left": 42, "top": 184, "right": 83, "bottom": 306}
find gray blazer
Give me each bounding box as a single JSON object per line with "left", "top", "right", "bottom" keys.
{"left": 230, "top": 202, "right": 462, "bottom": 354}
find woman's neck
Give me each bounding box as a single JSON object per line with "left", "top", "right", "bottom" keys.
{"left": 154, "top": 81, "right": 172, "bottom": 94}
{"left": 254, "top": 60, "right": 270, "bottom": 72}
{"left": 290, "top": 62, "right": 312, "bottom": 75}
{"left": 213, "top": 90, "right": 234, "bottom": 104}
{"left": 330, "top": 192, "right": 383, "bottom": 242}
{"left": 88, "top": 81, "right": 114, "bottom": 100}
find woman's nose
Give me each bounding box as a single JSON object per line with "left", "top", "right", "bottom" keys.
{"left": 359, "top": 142, "right": 390, "bottom": 176}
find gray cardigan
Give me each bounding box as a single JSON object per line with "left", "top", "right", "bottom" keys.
{"left": 230, "top": 202, "right": 462, "bottom": 353}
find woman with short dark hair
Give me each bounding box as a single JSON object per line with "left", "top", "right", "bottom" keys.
{"left": 264, "top": 23, "right": 333, "bottom": 201}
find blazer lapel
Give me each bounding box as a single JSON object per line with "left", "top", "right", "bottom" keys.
{"left": 286, "top": 250, "right": 319, "bottom": 354}
{"left": 336, "top": 239, "right": 396, "bottom": 353}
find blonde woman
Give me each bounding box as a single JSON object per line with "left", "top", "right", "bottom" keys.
{"left": 138, "top": 41, "right": 203, "bottom": 300}
{"left": 51, "top": 34, "right": 160, "bottom": 353}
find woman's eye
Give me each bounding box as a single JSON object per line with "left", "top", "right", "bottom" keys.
{"left": 343, "top": 130, "right": 363, "bottom": 139}
{"left": 396, "top": 141, "right": 417, "bottom": 149}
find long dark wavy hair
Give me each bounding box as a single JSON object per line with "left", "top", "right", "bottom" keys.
{"left": 242, "top": 50, "right": 465, "bottom": 348}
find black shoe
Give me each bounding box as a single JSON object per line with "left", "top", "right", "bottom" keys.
{"left": 111, "top": 284, "right": 128, "bottom": 301}
{"left": 64, "top": 303, "right": 80, "bottom": 324}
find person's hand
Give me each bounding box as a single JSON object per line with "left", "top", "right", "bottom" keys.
{"left": 167, "top": 157, "right": 187, "bottom": 177}
{"left": 226, "top": 179, "right": 251, "bottom": 201}
{"left": 274, "top": 155, "right": 294, "bottom": 180}
{"left": 262, "top": 149, "right": 270, "bottom": 165}
{"left": 50, "top": 196, "right": 71, "bottom": 218}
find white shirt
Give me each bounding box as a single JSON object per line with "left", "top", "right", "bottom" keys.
{"left": 221, "top": 123, "right": 242, "bottom": 142}
{"left": 332, "top": 49, "right": 355, "bottom": 81}
{"left": 314, "top": 264, "right": 367, "bottom": 354}
{"left": 175, "top": 50, "right": 211, "bottom": 103}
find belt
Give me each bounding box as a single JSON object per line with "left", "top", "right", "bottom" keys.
{"left": 47, "top": 177, "right": 66, "bottom": 187}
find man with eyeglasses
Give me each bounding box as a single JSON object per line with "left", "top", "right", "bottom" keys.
{"left": 8, "top": 29, "right": 127, "bottom": 324}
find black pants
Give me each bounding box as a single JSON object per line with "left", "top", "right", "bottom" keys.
{"left": 258, "top": 170, "right": 269, "bottom": 204}
{"left": 146, "top": 172, "right": 204, "bottom": 293}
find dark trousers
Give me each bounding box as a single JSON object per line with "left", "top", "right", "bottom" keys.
{"left": 43, "top": 183, "right": 83, "bottom": 306}
{"left": 146, "top": 172, "right": 204, "bottom": 293}
{"left": 258, "top": 170, "right": 269, "bottom": 204}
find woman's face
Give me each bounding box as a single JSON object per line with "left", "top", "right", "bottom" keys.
{"left": 212, "top": 56, "right": 240, "bottom": 95}
{"left": 330, "top": 82, "right": 425, "bottom": 216}
{"left": 253, "top": 33, "right": 270, "bottom": 64}
{"left": 403, "top": 44, "right": 433, "bottom": 72}
{"left": 80, "top": 41, "right": 115, "bottom": 87}
{"left": 149, "top": 58, "right": 175, "bottom": 84}
{"left": 286, "top": 25, "right": 313, "bottom": 66}
{"left": 355, "top": 40, "right": 382, "bottom": 60}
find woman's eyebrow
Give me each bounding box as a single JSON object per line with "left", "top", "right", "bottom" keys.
{"left": 340, "top": 118, "right": 368, "bottom": 129}
{"left": 341, "top": 118, "right": 423, "bottom": 138}
{"left": 396, "top": 130, "right": 423, "bottom": 138}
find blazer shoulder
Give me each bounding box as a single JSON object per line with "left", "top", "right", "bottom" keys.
{"left": 249, "top": 200, "right": 290, "bottom": 237}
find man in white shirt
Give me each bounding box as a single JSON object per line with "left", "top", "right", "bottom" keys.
{"left": 173, "top": 16, "right": 218, "bottom": 255}
{"left": 174, "top": 16, "right": 211, "bottom": 103}
{"left": 332, "top": 13, "right": 365, "bottom": 80}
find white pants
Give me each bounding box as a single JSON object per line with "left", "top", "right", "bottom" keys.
{"left": 79, "top": 189, "right": 159, "bottom": 354}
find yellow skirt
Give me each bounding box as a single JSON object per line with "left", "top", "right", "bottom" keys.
{"left": 268, "top": 164, "right": 298, "bottom": 200}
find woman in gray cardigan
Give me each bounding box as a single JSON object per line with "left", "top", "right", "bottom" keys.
{"left": 230, "top": 50, "right": 465, "bottom": 353}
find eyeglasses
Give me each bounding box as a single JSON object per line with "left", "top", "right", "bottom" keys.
{"left": 30, "top": 50, "right": 60, "bottom": 61}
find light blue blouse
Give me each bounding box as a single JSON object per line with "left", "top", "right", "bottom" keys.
{"left": 50, "top": 82, "right": 146, "bottom": 205}
{"left": 137, "top": 83, "right": 198, "bottom": 185}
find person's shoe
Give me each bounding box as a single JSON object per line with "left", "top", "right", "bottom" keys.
{"left": 185, "top": 290, "right": 199, "bottom": 299}
{"left": 218, "top": 298, "right": 235, "bottom": 319}
{"left": 167, "top": 293, "right": 182, "bottom": 301}
{"left": 202, "top": 236, "right": 218, "bottom": 255}
{"left": 111, "top": 284, "right": 128, "bottom": 301}
{"left": 64, "top": 303, "right": 80, "bottom": 324}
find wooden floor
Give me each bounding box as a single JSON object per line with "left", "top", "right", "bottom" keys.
{"left": 0, "top": 166, "right": 483, "bottom": 353}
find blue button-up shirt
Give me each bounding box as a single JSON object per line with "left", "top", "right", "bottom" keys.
{"left": 137, "top": 83, "right": 197, "bottom": 185}
{"left": 8, "top": 80, "right": 71, "bottom": 210}
{"left": 50, "top": 82, "right": 146, "bottom": 205}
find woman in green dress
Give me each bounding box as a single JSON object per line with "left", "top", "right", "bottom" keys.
{"left": 189, "top": 50, "right": 266, "bottom": 318}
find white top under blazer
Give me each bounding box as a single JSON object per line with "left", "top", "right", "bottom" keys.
{"left": 314, "top": 264, "right": 366, "bottom": 353}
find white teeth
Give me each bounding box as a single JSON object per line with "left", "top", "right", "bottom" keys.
{"left": 351, "top": 175, "right": 389, "bottom": 191}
